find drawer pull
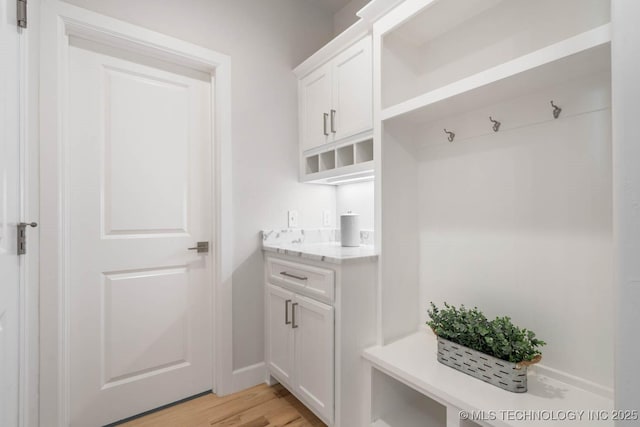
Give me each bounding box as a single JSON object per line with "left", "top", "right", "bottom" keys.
{"left": 280, "top": 271, "right": 308, "bottom": 281}
{"left": 285, "top": 299, "right": 292, "bottom": 325}
{"left": 291, "top": 302, "right": 299, "bottom": 329}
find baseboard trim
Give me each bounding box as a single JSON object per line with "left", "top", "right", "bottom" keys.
{"left": 230, "top": 362, "right": 266, "bottom": 394}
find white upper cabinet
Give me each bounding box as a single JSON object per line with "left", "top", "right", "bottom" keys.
{"left": 300, "top": 63, "right": 333, "bottom": 152}
{"left": 296, "top": 35, "right": 375, "bottom": 184}
{"left": 299, "top": 36, "right": 372, "bottom": 153}
{"left": 331, "top": 38, "right": 373, "bottom": 142}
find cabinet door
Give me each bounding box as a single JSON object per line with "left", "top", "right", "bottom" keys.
{"left": 293, "top": 295, "right": 334, "bottom": 423}
{"left": 331, "top": 36, "right": 372, "bottom": 142}
{"left": 299, "top": 63, "right": 333, "bottom": 152}
{"left": 266, "top": 284, "right": 295, "bottom": 387}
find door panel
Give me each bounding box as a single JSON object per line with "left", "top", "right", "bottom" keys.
{"left": 68, "top": 38, "right": 213, "bottom": 426}
{"left": 332, "top": 37, "right": 372, "bottom": 141}
{"left": 300, "top": 63, "right": 332, "bottom": 152}
{"left": 103, "top": 267, "right": 189, "bottom": 386}
{"left": 266, "top": 284, "right": 295, "bottom": 386}
{"left": 294, "top": 295, "right": 334, "bottom": 423}
{"left": 104, "top": 68, "right": 190, "bottom": 235}
{"left": 0, "top": 0, "right": 21, "bottom": 425}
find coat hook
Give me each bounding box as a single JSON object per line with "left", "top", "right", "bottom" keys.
{"left": 489, "top": 116, "right": 501, "bottom": 132}
{"left": 444, "top": 128, "right": 455, "bottom": 142}
{"left": 550, "top": 100, "right": 562, "bottom": 119}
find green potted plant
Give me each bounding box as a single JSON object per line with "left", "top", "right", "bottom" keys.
{"left": 427, "top": 302, "right": 546, "bottom": 393}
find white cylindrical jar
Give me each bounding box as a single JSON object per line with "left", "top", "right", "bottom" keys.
{"left": 340, "top": 211, "right": 360, "bottom": 247}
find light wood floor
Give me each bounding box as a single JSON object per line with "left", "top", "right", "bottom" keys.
{"left": 119, "top": 383, "right": 326, "bottom": 427}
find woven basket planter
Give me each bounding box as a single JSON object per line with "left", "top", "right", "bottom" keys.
{"left": 436, "top": 337, "right": 540, "bottom": 393}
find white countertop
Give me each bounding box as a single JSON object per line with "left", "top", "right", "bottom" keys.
{"left": 262, "top": 241, "right": 377, "bottom": 264}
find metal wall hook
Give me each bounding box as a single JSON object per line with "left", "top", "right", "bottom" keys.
{"left": 550, "top": 100, "right": 562, "bottom": 119}
{"left": 444, "top": 128, "right": 455, "bottom": 142}
{"left": 489, "top": 116, "right": 501, "bottom": 132}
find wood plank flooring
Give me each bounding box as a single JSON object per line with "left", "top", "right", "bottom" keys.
{"left": 119, "top": 384, "right": 326, "bottom": 427}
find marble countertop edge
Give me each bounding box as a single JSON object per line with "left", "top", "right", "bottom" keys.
{"left": 262, "top": 242, "right": 378, "bottom": 265}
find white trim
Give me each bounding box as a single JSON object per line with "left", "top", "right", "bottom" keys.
{"left": 18, "top": 20, "right": 28, "bottom": 427}
{"left": 372, "top": 12, "right": 384, "bottom": 347}
{"left": 39, "top": 1, "right": 233, "bottom": 424}
{"left": 230, "top": 362, "right": 267, "bottom": 394}
{"left": 18, "top": 0, "right": 41, "bottom": 425}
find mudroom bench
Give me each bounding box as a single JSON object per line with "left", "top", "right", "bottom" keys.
{"left": 362, "top": 329, "right": 615, "bottom": 427}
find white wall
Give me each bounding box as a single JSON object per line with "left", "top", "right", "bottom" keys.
{"left": 60, "top": 0, "right": 336, "bottom": 373}
{"left": 416, "top": 74, "right": 613, "bottom": 388}
{"left": 333, "top": 0, "right": 370, "bottom": 35}
{"left": 612, "top": 0, "right": 640, "bottom": 415}
{"left": 336, "top": 181, "right": 374, "bottom": 230}
{"left": 380, "top": 122, "right": 420, "bottom": 344}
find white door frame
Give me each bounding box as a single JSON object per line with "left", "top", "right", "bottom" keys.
{"left": 18, "top": 2, "right": 40, "bottom": 426}
{"left": 39, "top": 1, "right": 234, "bottom": 424}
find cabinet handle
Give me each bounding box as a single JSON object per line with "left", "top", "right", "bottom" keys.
{"left": 285, "top": 299, "right": 292, "bottom": 325}
{"left": 291, "top": 302, "right": 299, "bottom": 329}
{"left": 323, "top": 113, "right": 329, "bottom": 136}
{"left": 330, "top": 109, "right": 336, "bottom": 133}
{"left": 280, "top": 271, "right": 308, "bottom": 281}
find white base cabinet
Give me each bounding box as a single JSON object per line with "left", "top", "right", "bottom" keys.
{"left": 266, "top": 284, "right": 334, "bottom": 422}
{"left": 264, "top": 252, "right": 378, "bottom": 427}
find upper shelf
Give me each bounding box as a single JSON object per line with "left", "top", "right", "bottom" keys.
{"left": 381, "top": 24, "right": 611, "bottom": 125}
{"left": 379, "top": 0, "right": 611, "bottom": 116}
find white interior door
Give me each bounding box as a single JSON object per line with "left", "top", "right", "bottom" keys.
{"left": 67, "top": 37, "right": 213, "bottom": 426}
{"left": 0, "top": 1, "right": 22, "bottom": 426}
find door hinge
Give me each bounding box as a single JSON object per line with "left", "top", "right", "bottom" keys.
{"left": 17, "top": 0, "right": 27, "bottom": 29}
{"left": 17, "top": 222, "right": 37, "bottom": 255}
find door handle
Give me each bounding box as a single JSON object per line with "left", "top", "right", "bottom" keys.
{"left": 330, "top": 109, "right": 336, "bottom": 133}
{"left": 285, "top": 299, "right": 292, "bottom": 325}
{"left": 188, "top": 241, "right": 209, "bottom": 253}
{"left": 291, "top": 302, "right": 299, "bottom": 329}
{"left": 323, "top": 113, "right": 329, "bottom": 136}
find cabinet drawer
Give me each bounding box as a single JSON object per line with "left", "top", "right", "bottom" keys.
{"left": 267, "top": 257, "right": 335, "bottom": 303}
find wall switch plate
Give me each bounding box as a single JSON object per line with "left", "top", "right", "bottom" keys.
{"left": 288, "top": 210, "right": 299, "bottom": 228}
{"left": 323, "top": 210, "right": 331, "bottom": 227}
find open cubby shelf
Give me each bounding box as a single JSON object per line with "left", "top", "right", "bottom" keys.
{"left": 337, "top": 145, "right": 355, "bottom": 168}
{"left": 302, "top": 138, "right": 374, "bottom": 185}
